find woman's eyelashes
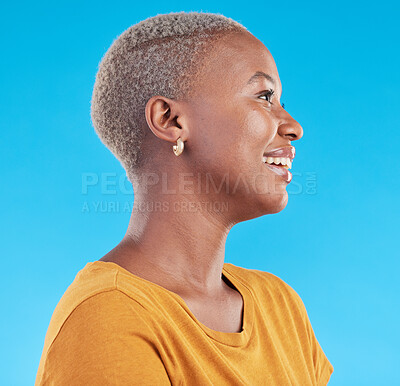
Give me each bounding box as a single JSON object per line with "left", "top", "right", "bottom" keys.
{"left": 258, "top": 89, "right": 285, "bottom": 110}
{"left": 259, "top": 89, "right": 275, "bottom": 103}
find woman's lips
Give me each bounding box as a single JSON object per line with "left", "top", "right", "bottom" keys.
{"left": 263, "top": 145, "right": 295, "bottom": 159}
{"left": 262, "top": 146, "right": 295, "bottom": 183}
{"left": 265, "top": 163, "right": 292, "bottom": 183}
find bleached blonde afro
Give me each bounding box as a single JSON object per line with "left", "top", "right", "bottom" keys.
{"left": 90, "top": 11, "right": 247, "bottom": 181}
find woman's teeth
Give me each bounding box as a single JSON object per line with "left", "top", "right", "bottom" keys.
{"left": 262, "top": 156, "right": 292, "bottom": 169}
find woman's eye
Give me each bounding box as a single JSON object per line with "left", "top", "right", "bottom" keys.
{"left": 259, "top": 89, "right": 275, "bottom": 103}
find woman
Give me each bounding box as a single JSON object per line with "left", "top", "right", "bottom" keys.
{"left": 36, "top": 11, "right": 334, "bottom": 385}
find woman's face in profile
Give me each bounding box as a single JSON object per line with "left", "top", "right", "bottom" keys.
{"left": 184, "top": 31, "right": 303, "bottom": 219}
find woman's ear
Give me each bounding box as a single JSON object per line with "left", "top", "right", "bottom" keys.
{"left": 145, "top": 95, "right": 188, "bottom": 143}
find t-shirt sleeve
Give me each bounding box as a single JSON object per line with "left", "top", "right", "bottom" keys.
{"left": 287, "top": 285, "right": 334, "bottom": 385}
{"left": 304, "top": 313, "right": 334, "bottom": 385}
{"left": 36, "top": 290, "right": 171, "bottom": 386}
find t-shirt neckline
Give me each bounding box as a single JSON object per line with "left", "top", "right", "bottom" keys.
{"left": 88, "top": 260, "right": 254, "bottom": 347}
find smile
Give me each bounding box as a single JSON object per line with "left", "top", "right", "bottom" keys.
{"left": 262, "top": 146, "right": 295, "bottom": 183}
{"left": 262, "top": 156, "right": 292, "bottom": 169}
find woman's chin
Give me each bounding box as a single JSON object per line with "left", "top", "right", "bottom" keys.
{"left": 238, "top": 190, "right": 289, "bottom": 221}
{"left": 262, "top": 190, "right": 289, "bottom": 214}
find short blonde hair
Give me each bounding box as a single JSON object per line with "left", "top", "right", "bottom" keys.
{"left": 90, "top": 11, "right": 246, "bottom": 181}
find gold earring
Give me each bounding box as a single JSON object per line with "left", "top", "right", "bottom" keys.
{"left": 173, "top": 137, "right": 184, "bottom": 156}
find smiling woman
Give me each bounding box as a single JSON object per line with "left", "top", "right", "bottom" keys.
{"left": 35, "top": 11, "right": 333, "bottom": 385}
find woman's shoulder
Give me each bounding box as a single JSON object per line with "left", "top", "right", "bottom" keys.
{"left": 36, "top": 269, "right": 169, "bottom": 386}
{"left": 41, "top": 263, "right": 155, "bottom": 353}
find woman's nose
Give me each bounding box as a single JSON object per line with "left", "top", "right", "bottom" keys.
{"left": 277, "top": 111, "right": 303, "bottom": 141}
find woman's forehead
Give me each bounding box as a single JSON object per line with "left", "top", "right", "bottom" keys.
{"left": 198, "top": 32, "right": 280, "bottom": 94}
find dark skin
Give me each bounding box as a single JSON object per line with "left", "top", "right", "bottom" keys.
{"left": 99, "top": 30, "right": 303, "bottom": 333}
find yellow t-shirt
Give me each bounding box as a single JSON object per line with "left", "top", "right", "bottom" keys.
{"left": 35, "top": 261, "right": 334, "bottom": 385}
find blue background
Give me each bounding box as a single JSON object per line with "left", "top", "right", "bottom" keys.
{"left": 1, "top": 1, "right": 399, "bottom": 385}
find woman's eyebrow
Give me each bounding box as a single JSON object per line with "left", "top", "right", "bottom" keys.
{"left": 247, "top": 71, "right": 276, "bottom": 86}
